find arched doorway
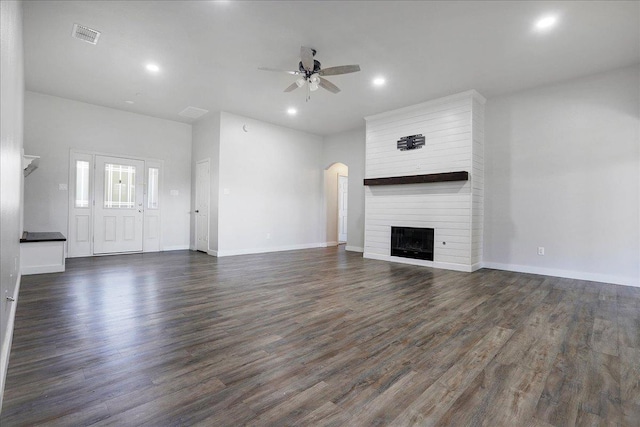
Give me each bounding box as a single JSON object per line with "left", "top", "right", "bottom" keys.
{"left": 324, "top": 162, "right": 348, "bottom": 246}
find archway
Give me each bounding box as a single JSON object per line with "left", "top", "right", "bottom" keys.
{"left": 324, "top": 162, "right": 349, "bottom": 246}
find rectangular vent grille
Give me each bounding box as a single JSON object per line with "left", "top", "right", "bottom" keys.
{"left": 72, "top": 23, "right": 101, "bottom": 45}
{"left": 179, "top": 106, "right": 209, "bottom": 119}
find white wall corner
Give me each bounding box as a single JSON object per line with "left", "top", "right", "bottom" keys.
{"left": 207, "top": 250, "right": 218, "bottom": 257}
{"left": 471, "top": 262, "right": 484, "bottom": 272}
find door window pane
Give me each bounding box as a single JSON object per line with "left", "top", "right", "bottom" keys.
{"left": 104, "top": 163, "right": 136, "bottom": 208}
{"left": 148, "top": 167, "right": 159, "bottom": 209}
{"left": 75, "top": 160, "right": 90, "bottom": 208}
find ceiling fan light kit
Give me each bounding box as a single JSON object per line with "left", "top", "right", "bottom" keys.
{"left": 259, "top": 46, "right": 361, "bottom": 101}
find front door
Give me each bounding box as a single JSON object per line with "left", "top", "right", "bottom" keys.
{"left": 94, "top": 155, "right": 144, "bottom": 254}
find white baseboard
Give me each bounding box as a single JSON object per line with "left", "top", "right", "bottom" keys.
{"left": 217, "top": 243, "right": 326, "bottom": 257}
{"left": 189, "top": 245, "right": 196, "bottom": 251}
{"left": 363, "top": 252, "right": 472, "bottom": 272}
{"left": 21, "top": 264, "right": 65, "bottom": 275}
{"left": 345, "top": 246, "right": 364, "bottom": 253}
{"left": 324, "top": 241, "right": 338, "bottom": 247}
{"left": 207, "top": 250, "right": 218, "bottom": 257}
{"left": 471, "top": 262, "right": 483, "bottom": 272}
{"left": 0, "top": 274, "right": 20, "bottom": 411}
{"left": 482, "top": 262, "right": 639, "bottom": 288}
{"left": 162, "top": 245, "right": 190, "bottom": 251}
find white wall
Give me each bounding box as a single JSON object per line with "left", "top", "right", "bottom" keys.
{"left": 322, "top": 128, "right": 366, "bottom": 251}
{"left": 0, "top": 0, "right": 24, "bottom": 409}
{"left": 484, "top": 65, "right": 640, "bottom": 287}
{"left": 324, "top": 162, "right": 348, "bottom": 245}
{"left": 191, "top": 112, "right": 220, "bottom": 253}
{"left": 363, "top": 91, "right": 485, "bottom": 271}
{"left": 216, "top": 112, "right": 325, "bottom": 256}
{"left": 23, "top": 92, "right": 192, "bottom": 251}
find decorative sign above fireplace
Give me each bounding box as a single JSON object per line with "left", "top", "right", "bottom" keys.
{"left": 397, "top": 134, "right": 425, "bottom": 151}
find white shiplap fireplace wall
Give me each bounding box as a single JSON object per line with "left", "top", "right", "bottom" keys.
{"left": 363, "top": 90, "right": 485, "bottom": 272}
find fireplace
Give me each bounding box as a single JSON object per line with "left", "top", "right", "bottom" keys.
{"left": 391, "top": 227, "right": 434, "bottom": 261}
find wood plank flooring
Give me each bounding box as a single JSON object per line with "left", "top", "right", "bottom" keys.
{"left": 1, "top": 247, "right": 638, "bottom": 426}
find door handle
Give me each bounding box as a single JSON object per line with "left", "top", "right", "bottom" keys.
{"left": 195, "top": 210, "right": 199, "bottom": 213}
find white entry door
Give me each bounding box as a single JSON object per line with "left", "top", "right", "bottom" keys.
{"left": 338, "top": 175, "right": 348, "bottom": 243}
{"left": 195, "top": 159, "right": 210, "bottom": 252}
{"left": 94, "top": 155, "right": 145, "bottom": 254}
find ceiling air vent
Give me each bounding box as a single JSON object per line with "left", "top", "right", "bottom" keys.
{"left": 179, "top": 106, "right": 209, "bottom": 120}
{"left": 71, "top": 23, "right": 101, "bottom": 45}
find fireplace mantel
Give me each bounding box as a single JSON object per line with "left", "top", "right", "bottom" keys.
{"left": 363, "top": 171, "right": 469, "bottom": 186}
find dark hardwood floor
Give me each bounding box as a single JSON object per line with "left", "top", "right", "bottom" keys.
{"left": 1, "top": 248, "right": 638, "bottom": 426}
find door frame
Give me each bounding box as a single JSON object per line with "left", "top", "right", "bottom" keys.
{"left": 67, "top": 149, "right": 164, "bottom": 257}
{"left": 338, "top": 174, "right": 348, "bottom": 243}
{"left": 195, "top": 158, "right": 210, "bottom": 253}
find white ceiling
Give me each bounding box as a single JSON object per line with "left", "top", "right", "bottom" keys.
{"left": 23, "top": 1, "right": 640, "bottom": 136}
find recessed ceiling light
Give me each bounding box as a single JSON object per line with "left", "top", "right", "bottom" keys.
{"left": 124, "top": 100, "right": 134, "bottom": 104}
{"left": 287, "top": 108, "right": 297, "bottom": 116}
{"left": 145, "top": 63, "right": 160, "bottom": 73}
{"left": 373, "top": 77, "right": 386, "bottom": 87}
{"left": 534, "top": 15, "right": 558, "bottom": 31}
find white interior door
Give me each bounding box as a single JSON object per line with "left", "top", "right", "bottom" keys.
{"left": 195, "top": 159, "right": 210, "bottom": 252}
{"left": 338, "top": 175, "right": 348, "bottom": 243}
{"left": 94, "top": 155, "right": 144, "bottom": 254}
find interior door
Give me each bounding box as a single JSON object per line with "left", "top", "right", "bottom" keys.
{"left": 94, "top": 155, "right": 144, "bottom": 254}
{"left": 338, "top": 175, "right": 348, "bottom": 243}
{"left": 195, "top": 159, "right": 210, "bottom": 252}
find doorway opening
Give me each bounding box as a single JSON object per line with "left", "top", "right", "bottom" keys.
{"left": 324, "top": 162, "right": 349, "bottom": 246}
{"left": 195, "top": 159, "right": 210, "bottom": 253}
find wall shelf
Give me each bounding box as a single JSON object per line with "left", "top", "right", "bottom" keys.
{"left": 363, "top": 171, "right": 469, "bottom": 186}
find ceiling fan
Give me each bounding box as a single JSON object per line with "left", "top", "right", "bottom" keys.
{"left": 259, "top": 46, "right": 360, "bottom": 100}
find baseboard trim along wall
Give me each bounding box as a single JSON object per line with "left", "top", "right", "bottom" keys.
{"left": 363, "top": 252, "right": 473, "bottom": 272}
{"left": 324, "top": 241, "right": 338, "bottom": 247}
{"left": 162, "top": 245, "right": 191, "bottom": 251}
{"left": 345, "top": 246, "right": 364, "bottom": 253}
{"left": 0, "top": 274, "right": 20, "bottom": 410}
{"left": 216, "top": 243, "right": 327, "bottom": 257}
{"left": 482, "top": 262, "right": 639, "bottom": 288}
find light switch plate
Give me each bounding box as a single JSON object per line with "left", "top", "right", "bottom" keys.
{"left": 59, "top": 183, "right": 68, "bottom": 191}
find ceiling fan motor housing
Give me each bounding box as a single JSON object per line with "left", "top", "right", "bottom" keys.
{"left": 299, "top": 60, "right": 322, "bottom": 77}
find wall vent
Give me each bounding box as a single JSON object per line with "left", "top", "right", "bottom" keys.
{"left": 72, "top": 24, "right": 101, "bottom": 45}
{"left": 179, "top": 106, "right": 209, "bottom": 120}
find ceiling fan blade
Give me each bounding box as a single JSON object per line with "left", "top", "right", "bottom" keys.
{"left": 258, "top": 67, "right": 300, "bottom": 75}
{"left": 318, "top": 65, "right": 361, "bottom": 76}
{"left": 284, "top": 81, "right": 300, "bottom": 92}
{"left": 319, "top": 77, "right": 341, "bottom": 94}
{"left": 300, "top": 46, "right": 315, "bottom": 72}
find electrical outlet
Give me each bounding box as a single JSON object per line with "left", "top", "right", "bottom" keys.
{"left": 58, "top": 183, "right": 68, "bottom": 191}
{"left": 538, "top": 247, "right": 545, "bottom": 256}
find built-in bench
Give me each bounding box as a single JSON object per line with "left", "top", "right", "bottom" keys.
{"left": 20, "top": 232, "right": 66, "bottom": 275}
